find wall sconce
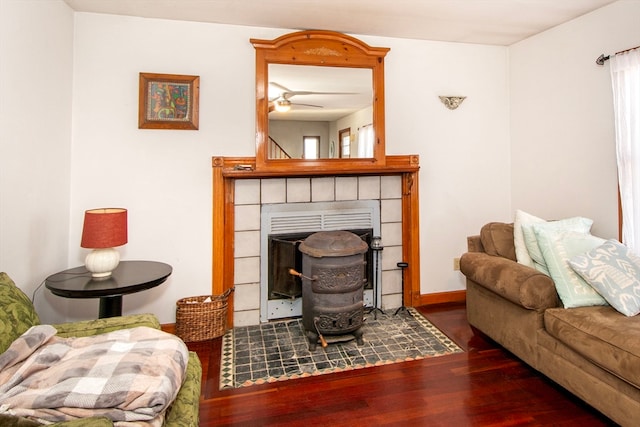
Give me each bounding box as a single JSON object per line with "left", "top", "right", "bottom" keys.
{"left": 439, "top": 96, "right": 466, "bottom": 110}
{"left": 81, "top": 208, "right": 128, "bottom": 278}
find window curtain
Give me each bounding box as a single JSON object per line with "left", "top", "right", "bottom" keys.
{"left": 611, "top": 48, "right": 640, "bottom": 252}
{"left": 357, "top": 124, "right": 374, "bottom": 158}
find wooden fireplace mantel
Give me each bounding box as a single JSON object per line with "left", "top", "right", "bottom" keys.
{"left": 212, "top": 155, "right": 421, "bottom": 327}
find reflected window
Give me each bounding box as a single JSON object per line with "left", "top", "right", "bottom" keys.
{"left": 357, "top": 124, "right": 374, "bottom": 158}
{"left": 303, "top": 136, "right": 320, "bottom": 159}
{"left": 339, "top": 128, "right": 351, "bottom": 158}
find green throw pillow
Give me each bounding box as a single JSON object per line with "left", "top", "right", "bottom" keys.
{"left": 0, "top": 272, "right": 41, "bottom": 354}
{"left": 521, "top": 216, "right": 593, "bottom": 275}
{"left": 532, "top": 228, "right": 607, "bottom": 308}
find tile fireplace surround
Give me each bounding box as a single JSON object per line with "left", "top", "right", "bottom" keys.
{"left": 212, "top": 155, "right": 421, "bottom": 328}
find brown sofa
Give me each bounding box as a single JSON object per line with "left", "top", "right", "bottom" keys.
{"left": 460, "top": 223, "right": 640, "bottom": 427}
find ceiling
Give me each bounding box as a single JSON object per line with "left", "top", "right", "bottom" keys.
{"left": 64, "top": 0, "right": 617, "bottom": 46}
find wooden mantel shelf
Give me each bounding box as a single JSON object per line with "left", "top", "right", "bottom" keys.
{"left": 212, "top": 155, "right": 420, "bottom": 179}
{"left": 212, "top": 155, "right": 421, "bottom": 328}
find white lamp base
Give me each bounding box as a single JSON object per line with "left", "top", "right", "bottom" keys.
{"left": 85, "top": 248, "right": 120, "bottom": 278}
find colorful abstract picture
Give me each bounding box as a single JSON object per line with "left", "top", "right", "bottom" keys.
{"left": 138, "top": 73, "right": 200, "bottom": 130}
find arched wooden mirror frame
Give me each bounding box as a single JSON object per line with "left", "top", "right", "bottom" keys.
{"left": 251, "top": 30, "right": 390, "bottom": 172}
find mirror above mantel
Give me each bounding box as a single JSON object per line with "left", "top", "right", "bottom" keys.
{"left": 252, "top": 30, "right": 390, "bottom": 172}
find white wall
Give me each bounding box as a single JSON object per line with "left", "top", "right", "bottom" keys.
{"left": 67, "top": 15, "right": 511, "bottom": 319}
{"left": 12, "top": 2, "right": 632, "bottom": 323}
{"left": 0, "top": 0, "right": 74, "bottom": 320}
{"left": 510, "top": 0, "right": 640, "bottom": 239}
{"left": 380, "top": 37, "right": 511, "bottom": 293}
{"left": 66, "top": 15, "right": 265, "bottom": 322}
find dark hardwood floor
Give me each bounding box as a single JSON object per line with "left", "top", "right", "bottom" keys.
{"left": 186, "top": 303, "right": 615, "bottom": 426}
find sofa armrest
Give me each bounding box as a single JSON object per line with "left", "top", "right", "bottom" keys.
{"left": 53, "top": 313, "right": 161, "bottom": 338}
{"left": 0, "top": 415, "right": 114, "bottom": 427}
{"left": 460, "top": 252, "right": 559, "bottom": 310}
{"left": 49, "top": 417, "right": 114, "bottom": 426}
{"left": 165, "top": 351, "right": 202, "bottom": 427}
{"left": 467, "top": 235, "right": 484, "bottom": 252}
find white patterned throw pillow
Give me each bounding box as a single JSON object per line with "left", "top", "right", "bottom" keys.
{"left": 514, "top": 210, "right": 546, "bottom": 268}
{"left": 569, "top": 240, "right": 640, "bottom": 316}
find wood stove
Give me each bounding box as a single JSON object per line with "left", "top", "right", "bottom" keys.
{"left": 298, "top": 230, "right": 369, "bottom": 350}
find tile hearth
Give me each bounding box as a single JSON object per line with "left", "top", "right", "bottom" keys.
{"left": 219, "top": 308, "right": 463, "bottom": 389}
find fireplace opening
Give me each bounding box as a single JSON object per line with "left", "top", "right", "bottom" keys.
{"left": 260, "top": 200, "right": 381, "bottom": 322}
{"left": 268, "top": 228, "right": 373, "bottom": 301}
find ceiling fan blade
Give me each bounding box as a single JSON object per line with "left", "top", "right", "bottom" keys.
{"left": 269, "top": 82, "right": 356, "bottom": 100}
{"left": 269, "top": 82, "right": 293, "bottom": 100}
{"left": 269, "top": 82, "right": 291, "bottom": 93}
{"left": 286, "top": 90, "right": 357, "bottom": 97}
{"left": 291, "top": 102, "right": 323, "bottom": 108}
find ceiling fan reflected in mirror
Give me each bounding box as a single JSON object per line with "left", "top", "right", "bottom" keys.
{"left": 271, "top": 96, "right": 322, "bottom": 113}
{"left": 268, "top": 81, "right": 353, "bottom": 113}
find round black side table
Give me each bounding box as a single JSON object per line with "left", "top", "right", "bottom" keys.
{"left": 45, "top": 260, "right": 172, "bottom": 318}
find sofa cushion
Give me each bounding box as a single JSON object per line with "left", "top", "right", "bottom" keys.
{"left": 460, "top": 252, "right": 559, "bottom": 310}
{"left": 0, "top": 272, "right": 41, "bottom": 354}
{"left": 545, "top": 306, "right": 640, "bottom": 388}
{"left": 533, "top": 228, "right": 607, "bottom": 308}
{"left": 569, "top": 239, "right": 640, "bottom": 316}
{"left": 480, "top": 222, "right": 516, "bottom": 261}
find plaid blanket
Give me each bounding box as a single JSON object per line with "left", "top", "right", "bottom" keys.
{"left": 0, "top": 325, "right": 188, "bottom": 426}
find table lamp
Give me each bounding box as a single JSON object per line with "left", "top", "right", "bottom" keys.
{"left": 81, "top": 208, "right": 128, "bottom": 278}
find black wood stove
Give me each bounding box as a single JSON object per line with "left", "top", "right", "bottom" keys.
{"left": 297, "top": 230, "right": 369, "bottom": 350}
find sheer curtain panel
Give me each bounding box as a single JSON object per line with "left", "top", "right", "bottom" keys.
{"left": 611, "top": 48, "right": 640, "bottom": 252}
{"left": 357, "top": 124, "right": 374, "bottom": 158}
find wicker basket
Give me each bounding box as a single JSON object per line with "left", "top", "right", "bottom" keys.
{"left": 175, "top": 287, "right": 234, "bottom": 342}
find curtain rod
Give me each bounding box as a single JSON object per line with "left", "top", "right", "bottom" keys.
{"left": 596, "top": 45, "right": 640, "bottom": 65}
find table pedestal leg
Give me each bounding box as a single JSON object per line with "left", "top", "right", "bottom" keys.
{"left": 99, "top": 295, "right": 123, "bottom": 318}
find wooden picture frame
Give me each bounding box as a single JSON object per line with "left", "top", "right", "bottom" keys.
{"left": 138, "top": 72, "right": 200, "bottom": 130}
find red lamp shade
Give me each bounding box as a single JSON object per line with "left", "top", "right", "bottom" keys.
{"left": 81, "top": 208, "right": 128, "bottom": 249}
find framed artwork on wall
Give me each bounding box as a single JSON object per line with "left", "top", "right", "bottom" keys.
{"left": 138, "top": 72, "right": 200, "bottom": 130}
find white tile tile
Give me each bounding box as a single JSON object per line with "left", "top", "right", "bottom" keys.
{"left": 234, "top": 256, "right": 260, "bottom": 284}
{"left": 381, "top": 222, "right": 402, "bottom": 247}
{"left": 234, "top": 309, "right": 260, "bottom": 327}
{"left": 233, "top": 282, "right": 260, "bottom": 311}
{"left": 335, "top": 177, "right": 358, "bottom": 200}
{"left": 261, "top": 179, "right": 286, "bottom": 204}
{"left": 311, "top": 177, "right": 335, "bottom": 202}
{"left": 358, "top": 176, "right": 380, "bottom": 200}
{"left": 381, "top": 198, "right": 402, "bottom": 223}
{"left": 381, "top": 269, "right": 402, "bottom": 295}
{"left": 381, "top": 293, "right": 402, "bottom": 311}
{"left": 381, "top": 175, "right": 402, "bottom": 199}
{"left": 381, "top": 245, "right": 403, "bottom": 271}
{"left": 235, "top": 204, "right": 260, "bottom": 231}
{"left": 235, "top": 179, "right": 261, "bottom": 205}
{"left": 287, "top": 178, "right": 311, "bottom": 202}
{"left": 234, "top": 230, "right": 260, "bottom": 257}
